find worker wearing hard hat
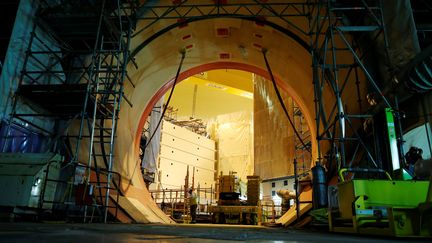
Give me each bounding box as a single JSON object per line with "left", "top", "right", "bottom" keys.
{"left": 188, "top": 188, "right": 198, "bottom": 223}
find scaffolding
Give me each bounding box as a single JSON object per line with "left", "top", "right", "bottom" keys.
{"left": 130, "top": 1, "right": 311, "bottom": 57}
{"left": 309, "top": 1, "right": 396, "bottom": 178}
{"left": 4, "top": 0, "right": 137, "bottom": 223}
{"left": 1, "top": 0, "right": 418, "bottom": 223}
{"left": 150, "top": 186, "right": 215, "bottom": 220}
{"left": 293, "top": 104, "right": 311, "bottom": 173}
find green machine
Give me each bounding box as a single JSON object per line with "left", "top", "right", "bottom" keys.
{"left": 328, "top": 179, "right": 431, "bottom": 236}
{"left": 328, "top": 109, "right": 432, "bottom": 237}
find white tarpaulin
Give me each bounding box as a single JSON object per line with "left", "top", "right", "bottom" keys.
{"left": 403, "top": 124, "right": 432, "bottom": 160}
{"left": 141, "top": 98, "right": 164, "bottom": 173}
{"left": 209, "top": 111, "right": 254, "bottom": 186}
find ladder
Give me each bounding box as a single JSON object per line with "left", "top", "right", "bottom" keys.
{"left": 3, "top": 0, "right": 136, "bottom": 223}
{"left": 293, "top": 104, "right": 311, "bottom": 173}
{"left": 77, "top": 0, "right": 133, "bottom": 223}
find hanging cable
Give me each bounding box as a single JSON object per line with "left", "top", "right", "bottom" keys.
{"left": 262, "top": 48, "right": 311, "bottom": 153}
{"left": 121, "top": 49, "right": 186, "bottom": 194}
{"left": 144, "top": 49, "right": 186, "bottom": 150}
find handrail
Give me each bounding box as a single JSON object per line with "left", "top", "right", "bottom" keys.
{"left": 338, "top": 168, "right": 392, "bottom": 182}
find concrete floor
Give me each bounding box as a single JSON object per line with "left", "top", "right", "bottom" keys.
{"left": 0, "top": 223, "right": 428, "bottom": 243}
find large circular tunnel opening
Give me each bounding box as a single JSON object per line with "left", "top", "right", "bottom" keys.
{"left": 4, "top": 1, "right": 432, "bottom": 239}
{"left": 111, "top": 16, "right": 337, "bottom": 224}
{"left": 135, "top": 64, "right": 315, "bottom": 223}
{"left": 135, "top": 62, "right": 317, "bottom": 161}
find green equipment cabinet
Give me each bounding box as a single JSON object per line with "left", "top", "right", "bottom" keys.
{"left": 329, "top": 179, "right": 431, "bottom": 237}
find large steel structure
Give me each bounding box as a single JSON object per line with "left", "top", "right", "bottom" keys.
{"left": 2, "top": 0, "right": 137, "bottom": 222}
{"left": 0, "top": 0, "right": 431, "bottom": 226}
{"left": 309, "top": 1, "right": 396, "bottom": 177}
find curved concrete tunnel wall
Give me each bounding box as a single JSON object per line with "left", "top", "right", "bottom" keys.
{"left": 109, "top": 18, "right": 356, "bottom": 223}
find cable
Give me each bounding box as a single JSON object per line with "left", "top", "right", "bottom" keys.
{"left": 262, "top": 48, "right": 312, "bottom": 154}
{"left": 120, "top": 50, "right": 187, "bottom": 196}
{"left": 144, "top": 49, "right": 186, "bottom": 150}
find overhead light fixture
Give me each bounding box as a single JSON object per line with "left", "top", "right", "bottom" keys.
{"left": 206, "top": 83, "right": 227, "bottom": 90}
{"left": 240, "top": 92, "right": 253, "bottom": 99}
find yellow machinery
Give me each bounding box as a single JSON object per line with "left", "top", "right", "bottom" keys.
{"left": 209, "top": 173, "right": 261, "bottom": 225}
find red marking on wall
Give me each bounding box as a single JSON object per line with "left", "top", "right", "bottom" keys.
{"left": 216, "top": 28, "right": 230, "bottom": 37}
{"left": 219, "top": 53, "right": 231, "bottom": 59}
{"left": 177, "top": 18, "right": 188, "bottom": 29}
{"left": 252, "top": 43, "right": 263, "bottom": 50}
{"left": 182, "top": 34, "right": 192, "bottom": 40}
{"left": 254, "top": 33, "right": 263, "bottom": 38}
{"left": 185, "top": 44, "right": 194, "bottom": 50}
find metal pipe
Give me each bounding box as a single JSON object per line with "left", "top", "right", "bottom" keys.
{"left": 421, "top": 98, "right": 432, "bottom": 157}
{"left": 338, "top": 168, "right": 392, "bottom": 182}
{"left": 393, "top": 96, "right": 406, "bottom": 167}
{"left": 293, "top": 159, "right": 300, "bottom": 221}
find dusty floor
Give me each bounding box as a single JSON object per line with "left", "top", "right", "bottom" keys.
{"left": 0, "top": 222, "right": 427, "bottom": 242}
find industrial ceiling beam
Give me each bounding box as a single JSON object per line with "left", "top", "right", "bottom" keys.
{"left": 133, "top": 0, "right": 310, "bottom": 37}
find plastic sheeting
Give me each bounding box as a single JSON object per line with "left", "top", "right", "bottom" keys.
{"left": 403, "top": 124, "right": 432, "bottom": 160}
{"left": 141, "top": 98, "right": 163, "bottom": 173}
{"left": 208, "top": 111, "right": 254, "bottom": 191}
{"left": 0, "top": 0, "right": 60, "bottom": 147}
{"left": 253, "top": 74, "right": 296, "bottom": 180}
{"left": 0, "top": 120, "right": 49, "bottom": 153}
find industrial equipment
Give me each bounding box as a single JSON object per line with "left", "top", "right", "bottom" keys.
{"left": 246, "top": 175, "right": 260, "bottom": 206}
{"left": 276, "top": 189, "right": 296, "bottom": 215}
{"left": 0, "top": 153, "right": 62, "bottom": 216}
{"left": 209, "top": 173, "right": 261, "bottom": 225}
{"left": 328, "top": 179, "right": 431, "bottom": 237}
{"left": 327, "top": 106, "right": 432, "bottom": 237}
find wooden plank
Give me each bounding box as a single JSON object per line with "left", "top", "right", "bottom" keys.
{"left": 108, "top": 195, "right": 134, "bottom": 223}
{"left": 116, "top": 195, "right": 151, "bottom": 223}
{"left": 121, "top": 183, "right": 175, "bottom": 224}
{"left": 276, "top": 203, "right": 313, "bottom": 226}
{"left": 276, "top": 187, "right": 313, "bottom": 226}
